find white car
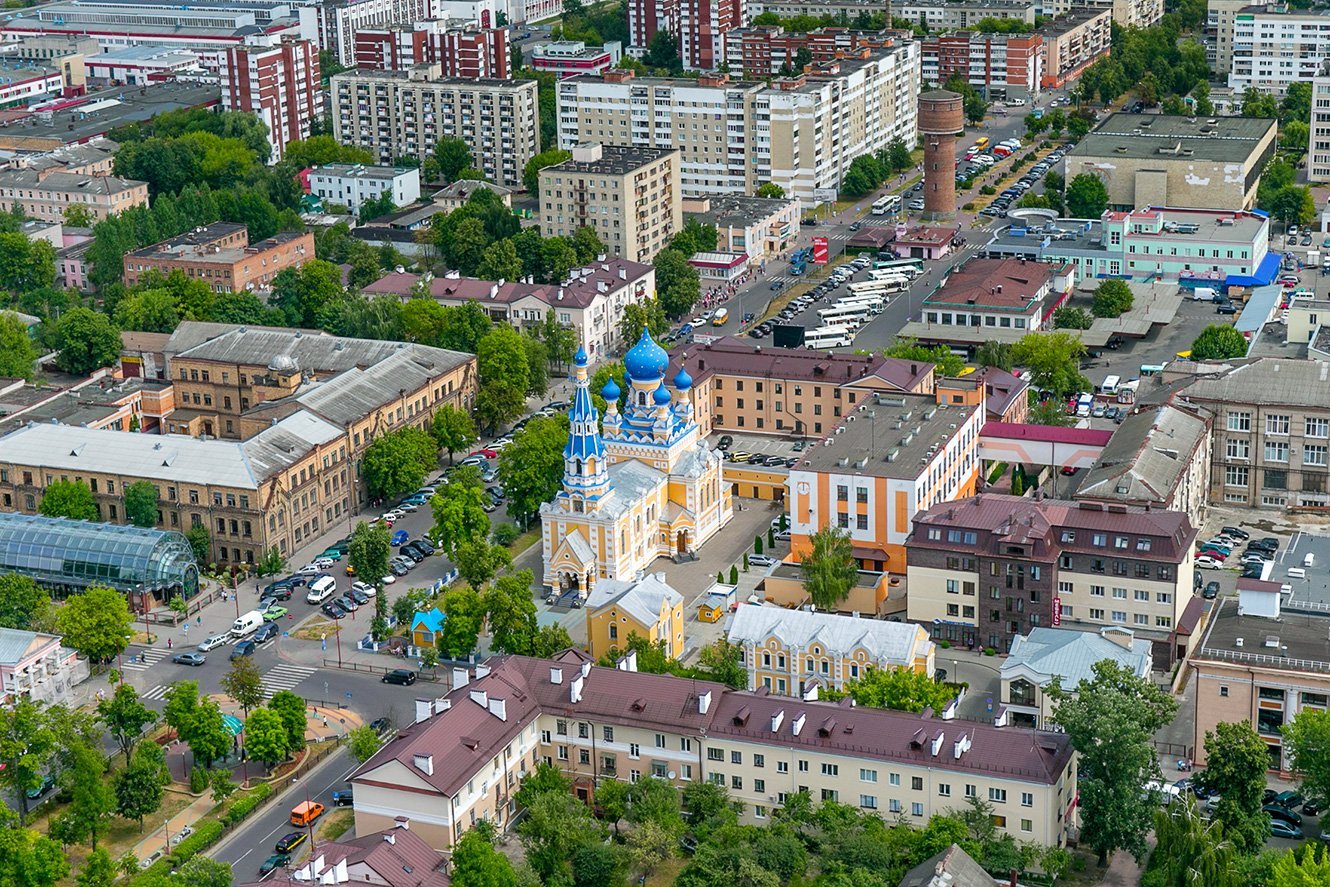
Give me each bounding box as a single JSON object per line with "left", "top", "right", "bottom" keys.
{"left": 295, "top": 563, "right": 320, "bottom": 575}
{"left": 381, "top": 574, "right": 397, "bottom": 585}
{"left": 351, "top": 581, "right": 377, "bottom": 597}
{"left": 1196, "top": 555, "right": 1225, "bottom": 569}
{"left": 748, "top": 554, "right": 779, "bottom": 568}
{"left": 310, "top": 557, "right": 336, "bottom": 571}
{"left": 197, "top": 634, "right": 229, "bottom": 652}
{"left": 774, "top": 529, "right": 793, "bottom": 542}
{"left": 492, "top": 438, "right": 513, "bottom": 449}
{"left": 396, "top": 502, "right": 419, "bottom": 513}
{"left": 381, "top": 510, "right": 404, "bottom": 522}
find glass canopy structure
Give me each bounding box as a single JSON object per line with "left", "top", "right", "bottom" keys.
{"left": 0, "top": 512, "right": 199, "bottom": 607}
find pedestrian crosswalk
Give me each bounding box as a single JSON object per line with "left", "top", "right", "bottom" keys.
{"left": 262, "top": 663, "right": 318, "bottom": 697}
{"left": 121, "top": 647, "right": 169, "bottom": 672}
{"left": 141, "top": 683, "right": 171, "bottom": 701}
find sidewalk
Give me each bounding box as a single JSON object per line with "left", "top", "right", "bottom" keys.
{"left": 132, "top": 791, "right": 218, "bottom": 863}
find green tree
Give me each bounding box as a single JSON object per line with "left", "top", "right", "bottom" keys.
{"left": 0, "top": 814, "right": 68, "bottom": 887}
{"left": 823, "top": 666, "right": 955, "bottom": 713}
{"left": 97, "top": 683, "right": 156, "bottom": 764}
{"left": 1053, "top": 306, "right": 1094, "bottom": 330}
{"left": 430, "top": 404, "right": 476, "bottom": 465}
{"left": 76, "top": 849, "right": 116, "bottom": 887}
{"left": 654, "top": 249, "right": 701, "bottom": 318}
{"left": 451, "top": 827, "right": 518, "bottom": 887}
{"left": 0, "top": 311, "right": 38, "bottom": 381}
{"left": 486, "top": 570, "right": 539, "bottom": 654}
{"left": 974, "top": 340, "right": 1013, "bottom": 371}
{"left": 476, "top": 238, "right": 524, "bottom": 282}
{"left": 1011, "top": 332, "right": 1090, "bottom": 399}
{"left": 1272, "top": 844, "right": 1330, "bottom": 885}
{"left": 497, "top": 414, "right": 569, "bottom": 528}
{"left": 349, "top": 520, "right": 391, "bottom": 591}
{"left": 244, "top": 707, "right": 291, "bottom": 767}
{"left": 1048, "top": 659, "right": 1179, "bottom": 865}
{"left": 113, "top": 742, "right": 166, "bottom": 830}
{"left": 162, "top": 681, "right": 200, "bottom": 741}
{"left": 183, "top": 696, "right": 231, "bottom": 770}
{"left": 434, "top": 137, "right": 474, "bottom": 183}
{"left": 56, "top": 586, "right": 133, "bottom": 663}
{"left": 476, "top": 324, "right": 531, "bottom": 432}
{"left": 1285, "top": 708, "right": 1330, "bottom": 807}
{"left": 519, "top": 790, "right": 605, "bottom": 884}
{"left": 0, "top": 698, "right": 57, "bottom": 824}
{"left": 1144, "top": 797, "right": 1241, "bottom": 887}
{"left": 619, "top": 297, "right": 670, "bottom": 344}
{"left": 51, "top": 307, "right": 123, "bottom": 375}
{"left": 454, "top": 540, "right": 512, "bottom": 591}
{"left": 268, "top": 690, "right": 307, "bottom": 753}
{"left": 531, "top": 623, "right": 575, "bottom": 657}
{"left": 802, "top": 525, "right": 858, "bottom": 611}
{"left": 347, "top": 724, "right": 383, "bottom": 763}
{"left": 540, "top": 311, "right": 577, "bottom": 371}
{"left": 1193, "top": 721, "right": 1271, "bottom": 853}
{"left": 438, "top": 586, "right": 486, "bottom": 659}
{"left": 123, "top": 481, "right": 160, "bottom": 529}
{"left": 40, "top": 479, "right": 99, "bottom": 522}
{"left": 643, "top": 29, "right": 682, "bottom": 72}
{"left": 1066, "top": 173, "right": 1109, "bottom": 219}
{"left": 220, "top": 655, "right": 264, "bottom": 716}
{"left": 696, "top": 639, "right": 746, "bottom": 689}
{"left": 430, "top": 477, "right": 491, "bottom": 561}
{"left": 270, "top": 259, "right": 345, "bottom": 327}
{"left": 0, "top": 574, "right": 54, "bottom": 633}
{"left": 175, "top": 857, "right": 232, "bottom": 887}
{"left": 361, "top": 427, "right": 437, "bottom": 501}
{"left": 523, "top": 149, "right": 572, "bottom": 199}
{"left": 186, "top": 525, "right": 212, "bottom": 563}
{"left": 58, "top": 741, "right": 115, "bottom": 850}
{"left": 881, "top": 338, "right": 966, "bottom": 376}
{"left": 62, "top": 204, "right": 94, "bottom": 228}
{"left": 114, "top": 290, "right": 180, "bottom": 333}
{"left": 756, "top": 182, "right": 785, "bottom": 199}
{"left": 1191, "top": 324, "right": 1249, "bottom": 361}
{"left": 1091, "top": 279, "right": 1134, "bottom": 318}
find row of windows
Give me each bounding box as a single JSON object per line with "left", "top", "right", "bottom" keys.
{"left": 1227, "top": 412, "right": 1329, "bottom": 438}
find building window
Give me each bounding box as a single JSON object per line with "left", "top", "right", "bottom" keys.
{"left": 860, "top": 795, "right": 877, "bottom": 809}
{"left": 1227, "top": 411, "right": 1251, "bottom": 432}
{"left": 989, "top": 788, "right": 1007, "bottom": 803}
{"left": 1267, "top": 414, "right": 1291, "bottom": 436}
{"left": 1021, "top": 792, "right": 1033, "bottom": 807}
{"left": 938, "top": 784, "right": 951, "bottom": 797}
{"left": 860, "top": 768, "right": 877, "bottom": 782}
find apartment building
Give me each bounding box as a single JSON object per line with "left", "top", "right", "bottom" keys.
{"left": 352, "top": 21, "right": 510, "bottom": 79}
{"left": 1207, "top": 0, "right": 1247, "bottom": 76}
{"left": 999, "top": 626, "right": 1151, "bottom": 729}
{"left": 219, "top": 34, "right": 320, "bottom": 162}
{"left": 0, "top": 169, "right": 147, "bottom": 224}
{"left": 688, "top": 194, "right": 801, "bottom": 262}
{"left": 918, "top": 258, "right": 1074, "bottom": 346}
{"left": 350, "top": 652, "right": 1078, "bottom": 850}
{"left": 1309, "top": 60, "right": 1330, "bottom": 183}
{"left": 920, "top": 32, "right": 1043, "bottom": 101}
{"left": 308, "top": 164, "right": 421, "bottom": 215}
{"left": 628, "top": 0, "right": 679, "bottom": 56}
{"left": 362, "top": 258, "right": 655, "bottom": 363}
{"left": 898, "top": 0, "right": 1036, "bottom": 30}
{"left": 1044, "top": 0, "right": 1160, "bottom": 26}
{"left": 906, "top": 495, "right": 1198, "bottom": 665}
{"left": 1076, "top": 403, "right": 1211, "bottom": 520}
{"left": 122, "top": 224, "right": 314, "bottom": 292}
{"left": 1228, "top": 6, "right": 1330, "bottom": 95}
{"left": 160, "top": 320, "right": 476, "bottom": 445}
{"left": 727, "top": 605, "right": 935, "bottom": 697}
{"left": 301, "top": 0, "right": 436, "bottom": 66}
{"left": 539, "top": 144, "right": 682, "bottom": 265}
{"left": 678, "top": 0, "right": 745, "bottom": 70}
{"left": 666, "top": 335, "right": 937, "bottom": 443}
{"left": 1035, "top": 6, "right": 1111, "bottom": 88}
{"left": 331, "top": 66, "right": 540, "bottom": 188}
{"left": 1176, "top": 358, "right": 1330, "bottom": 509}
{"left": 556, "top": 47, "right": 919, "bottom": 204}
{"left": 722, "top": 26, "right": 894, "bottom": 79}
{"left": 529, "top": 40, "right": 623, "bottom": 78}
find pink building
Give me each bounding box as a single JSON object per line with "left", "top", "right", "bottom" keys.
{"left": 0, "top": 628, "right": 88, "bottom": 707}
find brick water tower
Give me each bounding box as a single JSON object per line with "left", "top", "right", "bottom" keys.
{"left": 919, "top": 89, "right": 964, "bottom": 220}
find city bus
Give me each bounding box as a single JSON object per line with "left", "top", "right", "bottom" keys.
{"left": 871, "top": 258, "right": 924, "bottom": 278}
{"left": 835, "top": 294, "right": 886, "bottom": 314}
{"left": 848, "top": 277, "right": 908, "bottom": 298}
{"left": 871, "top": 194, "right": 901, "bottom": 216}
{"left": 816, "top": 304, "right": 871, "bottom": 327}
{"left": 804, "top": 326, "right": 853, "bottom": 349}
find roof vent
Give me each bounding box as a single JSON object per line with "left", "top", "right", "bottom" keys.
{"left": 771, "top": 710, "right": 785, "bottom": 732}
{"left": 818, "top": 717, "right": 836, "bottom": 737}
{"left": 698, "top": 690, "right": 712, "bottom": 714}
{"left": 791, "top": 712, "right": 806, "bottom": 736}
{"left": 733, "top": 706, "right": 751, "bottom": 726}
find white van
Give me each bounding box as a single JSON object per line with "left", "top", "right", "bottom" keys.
{"left": 230, "top": 610, "right": 264, "bottom": 639}
{"left": 1102, "top": 375, "right": 1121, "bottom": 396}
{"left": 1288, "top": 567, "right": 1307, "bottom": 579}
{"left": 1007, "top": 98, "right": 1026, "bottom": 107}
{"left": 306, "top": 575, "right": 337, "bottom": 604}
{"left": 1305, "top": 553, "right": 1315, "bottom": 568}
{"left": 1076, "top": 393, "right": 1093, "bottom": 417}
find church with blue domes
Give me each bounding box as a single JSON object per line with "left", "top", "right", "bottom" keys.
{"left": 540, "top": 329, "right": 733, "bottom": 596}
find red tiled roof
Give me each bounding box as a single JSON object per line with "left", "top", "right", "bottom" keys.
{"left": 895, "top": 225, "right": 958, "bottom": 246}
{"left": 238, "top": 825, "right": 449, "bottom": 887}
{"left": 982, "top": 421, "right": 1114, "bottom": 446}
{"left": 926, "top": 258, "right": 1057, "bottom": 310}
{"left": 668, "top": 336, "right": 934, "bottom": 392}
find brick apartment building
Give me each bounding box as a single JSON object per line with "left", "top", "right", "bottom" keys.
{"left": 629, "top": 0, "right": 744, "bottom": 70}
{"left": 353, "top": 21, "right": 509, "bottom": 79}
{"left": 921, "top": 31, "right": 1042, "bottom": 101}
{"left": 219, "top": 34, "right": 321, "bottom": 162}
{"left": 122, "top": 223, "right": 314, "bottom": 292}
{"left": 722, "top": 26, "right": 894, "bottom": 78}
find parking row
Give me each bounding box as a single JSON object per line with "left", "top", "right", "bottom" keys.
{"left": 976, "top": 146, "right": 1068, "bottom": 219}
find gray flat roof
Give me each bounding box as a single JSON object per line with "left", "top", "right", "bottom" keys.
{"left": 1195, "top": 597, "right": 1330, "bottom": 672}
{"left": 546, "top": 145, "right": 677, "bottom": 176}
{"left": 0, "top": 83, "right": 221, "bottom": 147}
{"left": 1068, "top": 112, "right": 1276, "bottom": 163}
{"left": 691, "top": 194, "right": 795, "bottom": 228}
{"left": 790, "top": 394, "right": 980, "bottom": 479}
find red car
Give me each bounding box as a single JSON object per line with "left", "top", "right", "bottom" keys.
{"left": 470, "top": 448, "right": 498, "bottom": 459}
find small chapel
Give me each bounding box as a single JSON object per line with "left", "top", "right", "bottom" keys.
{"left": 540, "top": 329, "right": 733, "bottom": 595}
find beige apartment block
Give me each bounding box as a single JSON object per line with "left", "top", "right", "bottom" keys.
{"left": 350, "top": 653, "right": 1078, "bottom": 851}
{"left": 0, "top": 169, "right": 147, "bottom": 223}
{"left": 332, "top": 65, "right": 539, "bottom": 187}
{"left": 539, "top": 144, "right": 682, "bottom": 264}
{"left": 1046, "top": 0, "right": 1160, "bottom": 27}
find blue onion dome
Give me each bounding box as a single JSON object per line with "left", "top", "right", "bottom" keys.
{"left": 601, "top": 377, "right": 621, "bottom": 403}
{"left": 672, "top": 366, "right": 693, "bottom": 391}
{"left": 574, "top": 345, "right": 588, "bottom": 366}
{"left": 653, "top": 382, "right": 673, "bottom": 406}
{"left": 624, "top": 328, "right": 669, "bottom": 381}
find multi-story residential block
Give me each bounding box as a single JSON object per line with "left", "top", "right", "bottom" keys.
{"left": 985, "top": 206, "right": 1275, "bottom": 287}
{"left": 122, "top": 224, "right": 314, "bottom": 292}
{"left": 722, "top": 26, "right": 894, "bottom": 78}
{"left": 1045, "top": 0, "right": 1160, "bottom": 26}
{"left": 584, "top": 573, "right": 685, "bottom": 659}
{"left": 308, "top": 164, "right": 421, "bottom": 215}
{"left": 1228, "top": 6, "right": 1330, "bottom": 95}
{"left": 529, "top": 40, "right": 624, "bottom": 78}
{"left": 1035, "top": 6, "right": 1111, "bottom": 88}
{"left": 727, "top": 605, "right": 935, "bottom": 696}
{"left": 1176, "top": 358, "right": 1330, "bottom": 509}
{"left": 1207, "top": 0, "right": 1247, "bottom": 76}
{"left": 219, "top": 34, "right": 320, "bottom": 162}
{"left": 237, "top": 822, "right": 449, "bottom": 887}
{"left": 0, "top": 169, "right": 147, "bottom": 224}
{"left": 0, "top": 0, "right": 309, "bottom": 73}
{"left": 687, "top": 194, "right": 801, "bottom": 262}
{"left": 159, "top": 320, "right": 476, "bottom": 444}
{"left": 920, "top": 31, "right": 1043, "bottom": 101}
{"left": 539, "top": 144, "right": 682, "bottom": 264}
{"left": 349, "top": 652, "right": 1078, "bottom": 849}
{"left": 788, "top": 393, "right": 982, "bottom": 573}
{"left": 629, "top": 0, "right": 679, "bottom": 56}
{"left": 999, "top": 626, "right": 1151, "bottom": 729}
{"left": 300, "top": 0, "right": 435, "bottom": 67}
{"left": 678, "top": 0, "right": 745, "bottom": 70}
{"left": 906, "top": 494, "right": 1199, "bottom": 665}
{"left": 899, "top": 0, "right": 1036, "bottom": 30}
{"left": 916, "top": 258, "right": 1074, "bottom": 346}
{"left": 1076, "top": 404, "right": 1211, "bottom": 519}
{"left": 352, "top": 21, "right": 510, "bottom": 79}
{"left": 666, "top": 335, "right": 937, "bottom": 442}
{"left": 556, "top": 47, "right": 918, "bottom": 204}
{"left": 1060, "top": 114, "right": 1277, "bottom": 211}
{"left": 331, "top": 66, "right": 540, "bottom": 188}
{"left": 361, "top": 258, "right": 655, "bottom": 363}
{"left": 1309, "top": 59, "right": 1330, "bottom": 183}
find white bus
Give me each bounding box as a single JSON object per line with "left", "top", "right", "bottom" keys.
{"left": 872, "top": 258, "right": 924, "bottom": 278}
{"left": 868, "top": 268, "right": 912, "bottom": 282}
{"left": 816, "top": 304, "right": 871, "bottom": 327}
{"left": 871, "top": 195, "right": 901, "bottom": 216}
{"left": 804, "top": 326, "right": 853, "bottom": 349}
{"left": 1101, "top": 375, "right": 1120, "bottom": 396}
{"left": 848, "top": 277, "right": 908, "bottom": 298}
{"left": 835, "top": 294, "right": 886, "bottom": 314}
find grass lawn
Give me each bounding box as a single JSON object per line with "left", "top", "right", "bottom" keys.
{"left": 40, "top": 790, "right": 193, "bottom": 885}
{"left": 645, "top": 857, "right": 688, "bottom": 886}
{"left": 316, "top": 809, "right": 354, "bottom": 842}
{"left": 291, "top": 618, "right": 340, "bottom": 641}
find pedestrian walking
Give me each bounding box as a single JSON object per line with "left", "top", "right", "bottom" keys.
{"left": 167, "top": 637, "right": 173, "bottom": 649}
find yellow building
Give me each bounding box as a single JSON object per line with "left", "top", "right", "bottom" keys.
{"left": 541, "top": 333, "right": 733, "bottom": 595}
{"left": 584, "top": 573, "right": 685, "bottom": 660}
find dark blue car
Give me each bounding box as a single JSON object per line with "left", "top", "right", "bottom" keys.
{"left": 391, "top": 530, "right": 409, "bottom": 547}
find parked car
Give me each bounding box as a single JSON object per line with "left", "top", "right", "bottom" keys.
{"left": 321, "top": 602, "right": 347, "bottom": 620}
{"left": 1304, "top": 797, "right": 1328, "bottom": 816}
{"left": 334, "top": 594, "right": 359, "bottom": 612}
{"left": 332, "top": 789, "right": 354, "bottom": 807}
{"left": 259, "top": 854, "right": 291, "bottom": 875}
{"left": 25, "top": 773, "right": 55, "bottom": 799}
{"left": 263, "top": 584, "right": 294, "bottom": 601}
{"left": 275, "top": 833, "right": 307, "bottom": 854}
{"left": 369, "top": 717, "right": 392, "bottom": 735}
{"left": 1223, "top": 526, "right": 1250, "bottom": 540}
{"left": 1202, "top": 581, "right": 1220, "bottom": 600}
{"left": 391, "top": 530, "right": 409, "bottom": 547}
{"left": 347, "top": 588, "right": 371, "bottom": 606}
{"left": 1270, "top": 819, "right": 1302, "bottom": 839}
{"left": 1274, "top": 791, "right": 1306, "bottom": 810}
{"left": 1265, "top": 804, "right": 1303, "bottom": 827}
{"left": 382, "top": 669, "right": 417, "bottom": 686}
{"left": 351, "top": 581, "right": 377, "bottom": 597}
{"left": 748, "top": 554, "right": 779, "bottom": 567}
{"left": 230, "top": 640, "right": 256, "bottom": 659}
{"left": 173, "top": 652, "right": 206, "bottom": 666}
{"left": 716, "top": 435, "right": 733, "bottom": 450}
{"left": 1195, "top": 555, "right": 1224, "bottom": 569}
{"left": 262, "top": 605, "right": 289, "bottom": 622}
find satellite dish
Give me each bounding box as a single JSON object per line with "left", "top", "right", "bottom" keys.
{"left": 667, "top": 771, "right": 677, "bottom": 780}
